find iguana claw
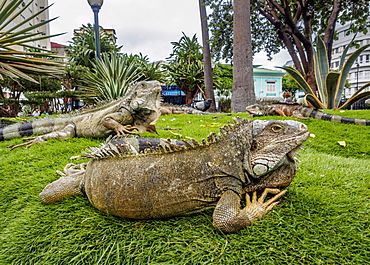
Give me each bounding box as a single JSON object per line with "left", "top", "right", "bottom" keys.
{"left": 115, "top": 124, "right": 139, "bottom": 135}
{"left": 56, "top": 163, "right": 87, "bottom": 177}
{"left": 244, "top": 188, "right": 287, "bottom": 221}
{"left": 7, "top": 136, "right": 46, "bottom": 150}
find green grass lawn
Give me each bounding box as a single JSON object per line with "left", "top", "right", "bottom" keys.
{"left": 0, "top": 111, "right": 369, "bottom": 264}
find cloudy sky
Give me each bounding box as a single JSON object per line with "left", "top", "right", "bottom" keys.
{"left": 48, "top": 0, "right": 289, "bottom": 69}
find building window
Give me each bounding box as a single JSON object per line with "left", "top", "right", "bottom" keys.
{"left": 359, "top": 55, "right": 363, "bottom": 64}
{"left": 364, "top": 70, "right": 370, "bottom": 79}
{"left": 366, "top": 55, "right": 370, "bottom": 63}
{"left": 266, "top": 81, "right": 276, "bottom": 93}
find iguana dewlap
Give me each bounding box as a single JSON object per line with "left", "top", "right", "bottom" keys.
{"left": 40, "top": 118, "right": 310, "bottom": 233}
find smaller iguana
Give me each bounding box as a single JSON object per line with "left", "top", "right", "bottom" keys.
{"left": 2, "top": 81, "right": 162, "bottom": 150}
{"left": 40, "top": 118, "right": 310, "bottom": 233}
{"left": 246, "top": 101, "right": 370, "bottom": 126}
{"left": 160, "top": 103, "right": 231, "bottom": 116}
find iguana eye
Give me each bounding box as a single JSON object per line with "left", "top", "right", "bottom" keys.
{"left": 271, "top": 125, "right": 283, "bottom": 132}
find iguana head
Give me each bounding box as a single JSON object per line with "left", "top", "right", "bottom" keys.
{"left": 245, "top": 104, "right": 268, "bottom": 117}
{"left": 244, "top": 120, "right": 310, "bottom": 181}
{"left": 129, "top": 81, "right": 163, "bottom": 133}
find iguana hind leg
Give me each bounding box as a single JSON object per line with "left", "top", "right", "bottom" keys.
{"left": 7, "top": 124, "right": 76, "bottom": 150}
{"left": 39, "top": 163, "right": 86, "bottom": 203}
{"left": 212, "top": 188, "right": 286, "bottom": 233}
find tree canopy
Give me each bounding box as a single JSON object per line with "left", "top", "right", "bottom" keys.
{"left": 205, "top": 0, "right": 370, "bottom": 93}
{"left": 165, "top": 33, "right": 205, "bottom": 105}
{"left": 67, "top": 23, "right": 122, "bottom": 69}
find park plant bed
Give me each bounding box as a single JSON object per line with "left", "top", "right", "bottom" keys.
{"left": 0, "top": 110, "right": 369, "bottom": 264}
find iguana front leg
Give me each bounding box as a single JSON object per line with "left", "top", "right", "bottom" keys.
{"left": 102, "top": 112, "right": 138, "bottom": 135}
{"left": 39, "top": 163, "right": 86, "bottom": 203}
{"left": 272, "top": 108, "right": 286, "bottom": 116}
{"left": 7, "top": 124, "right": 76, "bottom": 150}
{"left": 212, "top": 188, "right": 287, "bottom": 233}
{"left": 292, "top": 110, "right": 308, "bottom": 119}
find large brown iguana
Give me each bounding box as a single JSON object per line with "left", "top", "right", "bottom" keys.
{"left": 2, "top": 81, "right": 162, "bottom": 150}
{"left": 40, "top": 118, "right": 310, "bottom": 233}
{"left": 245, "top": 101, "right": 370, "bottom": 126}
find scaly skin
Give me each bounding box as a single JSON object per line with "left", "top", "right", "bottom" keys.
{"left": 3, "top": 81, "right": 162, "bottom": 150}
{"left": 246, "top": 101, "right": 370, "bottom": 125}
{"left": 40, "top": 118, "right": 310, "bottom": 233}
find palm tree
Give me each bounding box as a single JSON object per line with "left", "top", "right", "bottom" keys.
{"left": 231, "top": 0, "right": 255, "bottom": 112}
{"left": 199, "top": 0, "right": 216, "bottom": 112}
{"left": 165, "top": 33, "right": 205, "bottom": 105}
{"left": 0, "top": 0, "right": 65, "bottom": 83}
{"left": 68, "top": 23, "right": 122, "bottom": 69}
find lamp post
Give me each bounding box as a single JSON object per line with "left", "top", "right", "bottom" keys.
{"left": 356, "top": 61, "right": 359, "bottom": 91}
{"left": 87, "top": 0, "right": 104, "bottom": 59}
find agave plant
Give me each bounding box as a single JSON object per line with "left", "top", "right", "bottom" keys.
{"left": 82, "top": 53, "right": 168, "bottom": 102}
{"left": 0, "top": 0, "right": 65, "bottom": 83}
{"left": 283, "top": 36, "right": 370, "bottom": 109}
{"left": 82, "top": 53, "right": 144, "bottom": 101}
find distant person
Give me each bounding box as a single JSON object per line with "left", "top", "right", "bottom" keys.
{"left": 32, "top": 108, "right": 41, "bottom": 116}
{"left": 41, "top": 110, "right": 49, "bottom": 116}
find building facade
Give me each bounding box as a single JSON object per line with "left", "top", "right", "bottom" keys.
{"left": 50, "top": 42, "right": 68, "bottom": 57}
{"left": 253, "top": 66, "right": 285, "bottom": 99}
{"left": 6, "top": 0, "right": 51, "bottom": 50}
{"left": 331, "top": 20, "right": 370, "bottom": 99}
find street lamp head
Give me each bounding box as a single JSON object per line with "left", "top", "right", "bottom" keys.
{"left": 88, "top": 0, "right": 103, "bottom": 7}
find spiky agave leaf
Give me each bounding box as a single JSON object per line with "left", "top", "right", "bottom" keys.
{"left": 314, "top": 36, "right": 330, "bottom": 107}
{"left": 0, "top": 0, "right": 65, "bottom": 82}
{"left": 339, "top": 83, "right": 370, "bottom": 109}
{"left": 284, "top": 36, "right": 370, "bottom": 110}
{"left": 281, "top": 66, "right": 324, "bottom": 109}
{"left": 335, "top": 43, "right": 370, "bottom": 109}
{"left": 82, "top": 53, "right": 143, "bottom": 101}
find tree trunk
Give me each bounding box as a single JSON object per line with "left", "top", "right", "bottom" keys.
{"left": 323, "top": 0, "right": 342, "bottom": 62}
{"left": 180, "top": 84, "right": 199, "bottom": 105}
{"left": 199, "top": 0, "right": 217, "bottom": 112}
{"left": 231, "top": 0, "right": 255, "bottom": 112}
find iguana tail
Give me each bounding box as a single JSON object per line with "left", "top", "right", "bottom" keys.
{"left": 302, "top": 108, "right": 370, "bottom": 126}
{"left": 0, "top": 118, "right": 70, "bottom": 141}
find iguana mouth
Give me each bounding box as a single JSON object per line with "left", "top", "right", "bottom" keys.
{"left": 287, "top": 145, "right": 301, "bottom": 160}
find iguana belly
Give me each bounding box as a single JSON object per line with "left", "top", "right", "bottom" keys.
{"left": 84, "top": 153, "right": 225, "bottom": 219}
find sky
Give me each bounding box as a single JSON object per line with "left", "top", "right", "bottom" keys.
{"left": 48, "top": 0, "right": 289, "bottom": 69}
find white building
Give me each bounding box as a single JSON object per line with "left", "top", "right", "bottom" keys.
{"left": 331, "top": 20, "right": 370, "bottom": 99}
{"left": 6, "top": 0, "right": 50, "bottom": 50}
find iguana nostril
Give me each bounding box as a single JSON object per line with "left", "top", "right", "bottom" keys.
{"left": 253, "top": 164, "right": 268, "bottom": 177}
